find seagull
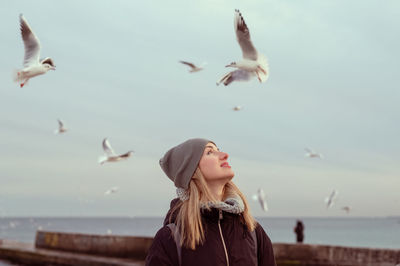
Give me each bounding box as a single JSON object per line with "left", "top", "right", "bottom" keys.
{"left": 325, "top": 189, "right": 338, "bottom": 209}
{"left": 54, "top": 119, "right": 67, "bottom": 134}
{"left": 13, "top": 14, "right": 55, "bottom": 88}
{"left": 233, "top": 105, "right": 242, "bottom": 111}
{"left": 98, "top": 138, "right": 134, "bottom": 165}
{"left": 179, "top": 61, "right": 206, "bottom": 73}
{"left": 104, "top": 186, "right": 119, "bottom": 195}
{"left": 252, "top": 188, "right": 268, "bottom": 212}
{"left": 217, "top": 10, "right": 269, "bottom": 86}
{"left": 304, "top": 148, "right": 323, "bottom": 159}
{"left": 341, "top": 206, "right": 351, "bottom": 214}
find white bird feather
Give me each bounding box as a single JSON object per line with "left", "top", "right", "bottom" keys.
{"left": 179, "top": 61, "right": 206, "bottom": 73}
{"left": 252, "top": 188, "right": 268, "bottom": 212}
{"left": 104, "top": 186, "right": 119, "bottom": 195}
{"left": 217, "top": 10, "right": 269, "bottom": 86}
{"left": 325, "top": 189, "right": 338, "bottom": 208}
{"left": 13, "top": 14, "right": 55, "bottom": 88}
{"left": 304, "top": 148, "right": 323, "bottom": 159}
{"left": 98, "top": 138, "right": 134, "bottom": 165}
{"left": 54, "top": 119, "right": 67, "bottom": 134}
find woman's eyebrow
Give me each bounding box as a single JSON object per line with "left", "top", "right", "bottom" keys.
{"left": 205, "top": 145, "right": 220, "bottom": 151}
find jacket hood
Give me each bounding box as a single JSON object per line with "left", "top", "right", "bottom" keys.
{"left": 163, "top": 198, "right": 180, "bottom": 226}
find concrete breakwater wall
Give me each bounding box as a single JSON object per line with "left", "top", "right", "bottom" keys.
{"left": 0, "top": 231, "right": 399, "bottom": 266}
{"left": 35, "top": 231, "right": 153, "bottom": 260}
{"left": 273, "top": 243, "right": 400, "bottom": 266}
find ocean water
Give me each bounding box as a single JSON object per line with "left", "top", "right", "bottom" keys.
{"left": 0, "top": 216, "right": 399, "bottom": 249}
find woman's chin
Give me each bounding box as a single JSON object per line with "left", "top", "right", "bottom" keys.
{"left": 226, "top": 172, "right": 235, "bottom": 180}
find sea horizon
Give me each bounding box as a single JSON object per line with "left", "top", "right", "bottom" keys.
{"left": 1, "top": 216, "right": 399, "bottom": 250}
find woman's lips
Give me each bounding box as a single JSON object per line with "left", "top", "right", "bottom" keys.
{"left": 220, "top": 162, "right": 231, "bottom": 168}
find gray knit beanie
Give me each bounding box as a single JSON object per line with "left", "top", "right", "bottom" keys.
{"left": 159, "top": 138, "right": 213, "bottom": 189}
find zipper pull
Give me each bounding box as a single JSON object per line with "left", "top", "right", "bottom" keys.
{"left": 219, "top": 209, "right": 223, "bottom": 220}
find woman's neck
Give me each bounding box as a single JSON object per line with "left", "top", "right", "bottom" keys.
{"left": 206, "top": 181, "right": 226, "bottom": 201}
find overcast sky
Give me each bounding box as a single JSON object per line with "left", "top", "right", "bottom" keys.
{"left": 0, "top": 0, "right": 399, "bottom": 217}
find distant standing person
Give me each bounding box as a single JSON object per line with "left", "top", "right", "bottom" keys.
{"left": 294, "top": 220, "right": 304, "bottom": 243}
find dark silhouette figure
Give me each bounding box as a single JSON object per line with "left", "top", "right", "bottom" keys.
{"left": 294, "top": 220, "right": 304, "bottom": 243}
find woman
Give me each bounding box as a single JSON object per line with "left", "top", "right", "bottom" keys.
{"left": 146, "top": 138, "right": 276, "bottom": 266}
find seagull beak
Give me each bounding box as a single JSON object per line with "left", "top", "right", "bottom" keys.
{"left": 225, "top": 64, "right": 233, "bottom": 68}
{"left": 51, "top": 66, "right": 56, "bottom": 70}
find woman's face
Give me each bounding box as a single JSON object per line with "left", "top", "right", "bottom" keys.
{"left": 198, "top": 142, "right": 234, "bottom": 183}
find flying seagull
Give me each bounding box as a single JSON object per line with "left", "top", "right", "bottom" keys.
{"left": 98, "top": 138, "right": 134, "bottom": 165}
{"left": 54, "top": 119, "right": 67, "bottom": 134}
{"left": 325, "top": 190, "right": 338, "bottom": 209}
{"left": 13, "top": 14, "right": 55, "bottom": 88}
{"left": 217, "top": 10, "right": 269, "bottom": 86}
{"left": 304, "top": 148, "right": 323, "bottom": 159}
{"left": 252, "top": 188, "right": 268, "bottom": 212}
{"left": 179, "top": 61, "right": 205, "bottom": 73}
{"left": 233, "top": 105, "right": 242, "bottom": 111}
{"left": 104, "top": 186, "right": 119, "bottom": 195}
{"left": 341, "top": 206, "right": 351, "bottom": 214}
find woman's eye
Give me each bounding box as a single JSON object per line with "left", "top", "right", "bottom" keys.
{"left": 207, "top": 150, "right": 213, "bottom": 155}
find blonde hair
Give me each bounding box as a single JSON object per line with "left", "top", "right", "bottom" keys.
{"left": 169, "top": 168, "right": 256, "bottom": 250}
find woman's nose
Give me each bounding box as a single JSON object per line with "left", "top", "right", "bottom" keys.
{"left": 219, "top": 151, "right": 228, "bottom": 160}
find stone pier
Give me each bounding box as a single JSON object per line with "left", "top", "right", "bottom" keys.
{"left": 0, "top": 231, "right": 399, "bottom": 265}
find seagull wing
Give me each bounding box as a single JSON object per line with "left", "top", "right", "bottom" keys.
{"left": 326, "top": 190, "right": 338, "bottom": 208}
{"left": 328, "top": 191, "right": 334, "bottom": 201}
{"left": 57, "top": 119, "right": 64, "bottom": 129}
{"left": 257, "top": 188, "right": 268, "bottom": 212}
{"left": 41, "top": 57, "right": 55, "bottom": 67}
{"left": 331, "top": 190, "right": 338, "bottom": 199}
{"left": 217, "top": 69, "right": 253, "bottom": 86}
{"left": 102, "top": 138, "right": 116, "bottom": 156}
{"left": 179, "top": 61, "right": 196, "bottom": 69}
{"left": 119, "top": 151, "right": 133, "bottom": 158}
{"left": 234, "top": 10, "right": 258, "bottom": 60}
{"left": 260, "top": 199, "right": 268, "bottom": 212}
{"left": 20, "top": 14, "right": 41, "bottom": 67}
{"left": 104, "top": 187, "right": 118, "bottom": 195}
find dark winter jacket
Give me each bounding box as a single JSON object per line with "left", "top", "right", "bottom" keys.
{"left": 145, "top": 198, "right": 276, "bottom": 266}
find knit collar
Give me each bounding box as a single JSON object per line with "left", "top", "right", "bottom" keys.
{"left": 200, "top": 197, "right": 245, "bottom": 214}
{"left": 176, "top": 188, "right": 245, "bottom": 214}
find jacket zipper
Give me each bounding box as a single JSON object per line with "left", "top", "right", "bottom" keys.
{"left": 218, "top": 210, "right": 230, "bottom": 266}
